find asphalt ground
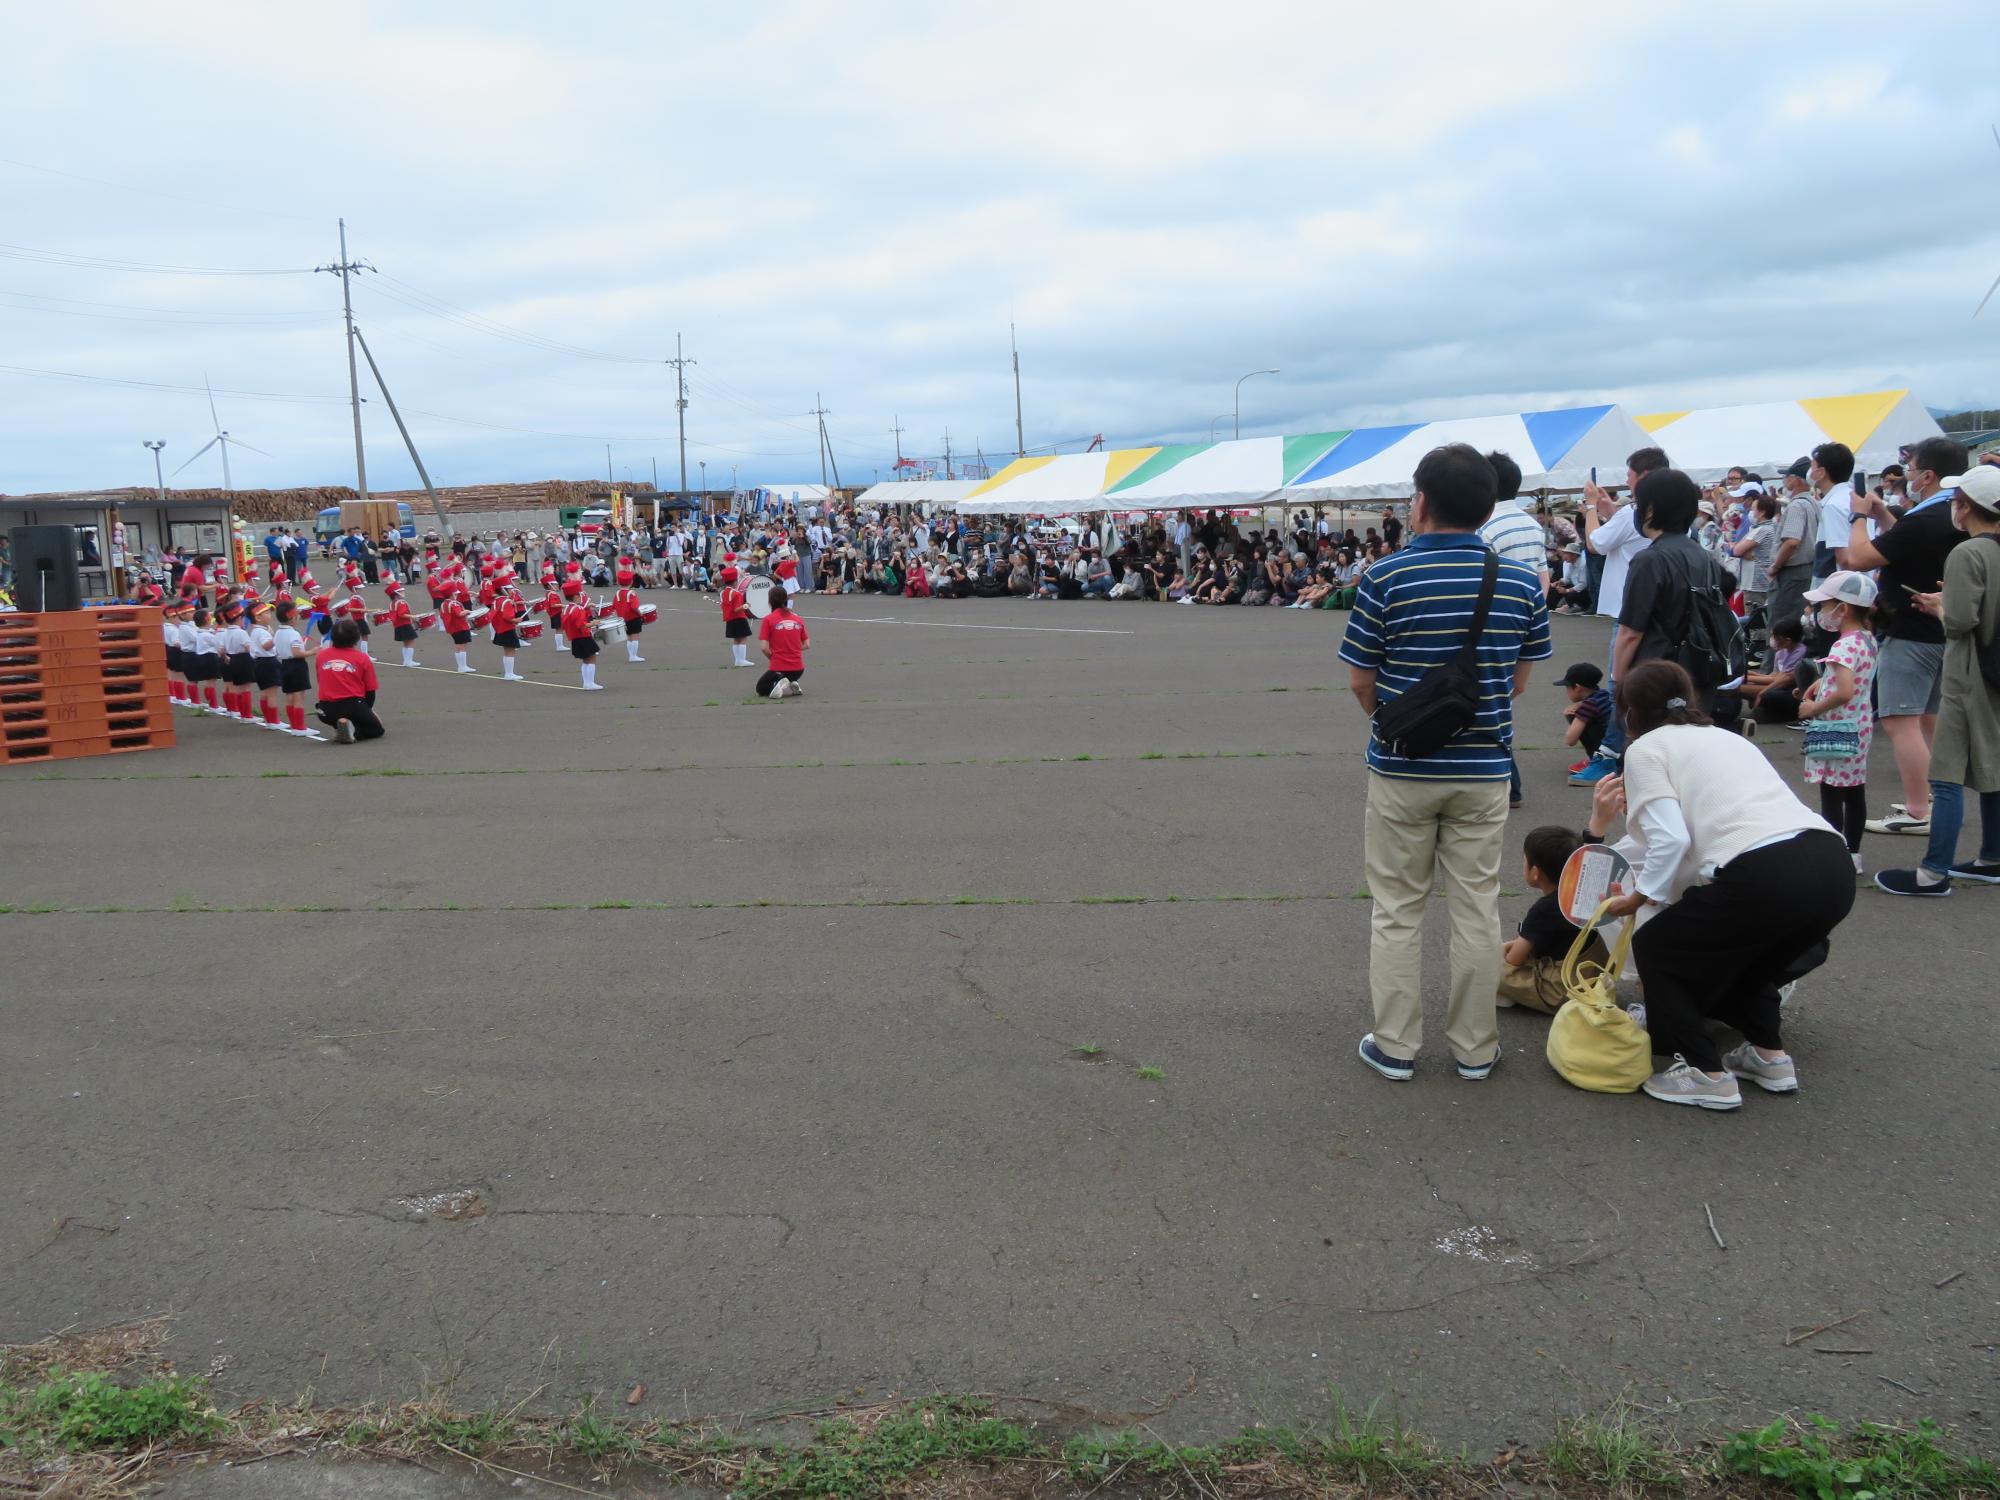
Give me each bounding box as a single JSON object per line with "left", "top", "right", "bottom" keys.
{"left": 3, "top": 591, "right": 1995, "bottom": 1450}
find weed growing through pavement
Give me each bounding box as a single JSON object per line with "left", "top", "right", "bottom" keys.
{"left": 1, "top": 1369, "right": 218, "bottom": 1453}
{"left": 1135, "top": 1064, "right": 1165, "bottom": 1081}
{"left": 1072, "top": 1043, "right": 1103, "bottom": 1056}
{"left": 1723, "top": 1414, "right": 2000, "bottom": 1499}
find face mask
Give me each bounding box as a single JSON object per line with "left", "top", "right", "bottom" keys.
{"left": 1816, "top": 604, "right": 1846, "bottom": 632}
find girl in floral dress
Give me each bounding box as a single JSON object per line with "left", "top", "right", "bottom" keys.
{"left": 1797, "top": 571, "right": 1880, "bottom": 874}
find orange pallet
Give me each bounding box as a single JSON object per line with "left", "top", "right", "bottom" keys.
{"left": 0, "top": 610, "right": 173, "bottom": 763}
{"left": 0, "top": 680, "right": 151, "bottom": 712}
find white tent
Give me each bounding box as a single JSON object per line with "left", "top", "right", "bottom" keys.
{"left": 1108, "top": 435, "right": 1284, "bottom": 510}
{"left": 854, "top": 479, "right": 987, "bottom": 511}
{"left": 1634, "top": 390, "right": 1944, "bottom": 484}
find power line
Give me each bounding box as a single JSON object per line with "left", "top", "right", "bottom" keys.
{"left": 366, "top": 271, "right": 656, "bottom": 365}
{"left": 0, "top": 152, "right": 321, "bottom": 226}
{"left": 0, "top": 291, "right": 334, "bottom": 328}
{"left": 0, "top": 361, "right": 339, "bottom": 403}
{"left": 0, "top": 240, "right": 311, "bottom": 276}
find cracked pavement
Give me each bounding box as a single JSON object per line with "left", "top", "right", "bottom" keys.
{"left": 3, "top": 595, "right": 1995, "bottom": 1447}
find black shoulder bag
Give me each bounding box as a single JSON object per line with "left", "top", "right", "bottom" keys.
{"left": 1371, "top": 549, "right": 1499, "bottom": 760}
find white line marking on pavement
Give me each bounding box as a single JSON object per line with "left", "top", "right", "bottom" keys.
{"left": 398, "top": 664, "right": 591, "bottom": 690}
{"left": 644, "top": 605, "right": 1133, "bottom": 637}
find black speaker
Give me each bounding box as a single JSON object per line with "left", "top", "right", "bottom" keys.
{"left": 9, "top": 525, "right": 84, "bottom": 612}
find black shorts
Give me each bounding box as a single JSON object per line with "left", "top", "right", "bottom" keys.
{"left": 725, "top": 618, "right": 751, "bottom": 640}
{"left": 252, "top": 657, "right": 280, "bottom": 690}
{"left": 225, "top": 657, "right": 254, "bottom": 687}
{"left": 280, "top": 659, "right": 311, "bottom": 696}
{"left": 494, "top": 630, "right": 521, "bottom": 650}
{"left": 354, "top": 620, "right": 370, "bottom": 638}
{"left": 623, "top": 618, "right": 642, "bottom": 636}
{"left": 187, "top": 655, "right": 211, "bottom": 682}
{"left": 451, "top": 630, "right": 473, "bottom": 645}
{"left": 166, "top": 646, "right": 183, "bottom": 673}
{"left": 394, "top": 625, "right": 419, "bottom": 643}
{"left": 570, "top": 636, "right": 599, "bottom": 660}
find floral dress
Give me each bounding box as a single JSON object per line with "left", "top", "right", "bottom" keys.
{"left": 1804, "top": 630, "right": 1876, "bottom": 788}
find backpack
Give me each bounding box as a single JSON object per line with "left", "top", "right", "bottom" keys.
{"left": 1672, "top": 551, "right": 1748, "bottom": 692}
{"left": 1371, "top": 549, "right": 1498, "bottom": 760}
{"left": 1980, "top": 536, "right": 2000, "bottom": 695}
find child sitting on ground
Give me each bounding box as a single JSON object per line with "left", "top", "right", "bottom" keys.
{"left": 1554, "top": 662, "right": 1615, "bottom": 774}
{"left": 1738, "top": 618, "right": 1816, "bottom": 724}
{"left": 1498, "top": 825, "right": 1609, "bottom": 1014}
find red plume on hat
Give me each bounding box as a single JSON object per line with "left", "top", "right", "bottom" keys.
{"left": 562, "top": 578, "right": 582, "bottom": 596}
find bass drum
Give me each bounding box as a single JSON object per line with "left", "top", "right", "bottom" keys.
{"left": 745, "top": 574, "right": 776, "bottom": 618}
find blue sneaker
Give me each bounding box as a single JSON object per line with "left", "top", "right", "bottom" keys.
{"left": 1357, "top": 1034, "right": 1414, "bottom": 1081}
{"left": 1456, "top": 1048, "right": 1500, "bottom": 1081}
{"left": 1567, "top": 757, "right": 1618, "bottom": 787}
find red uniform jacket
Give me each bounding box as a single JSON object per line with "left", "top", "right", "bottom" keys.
{"left": 440, "top": 598, "right": 470, "bottom": 634}
{"left": 613, "top": 586, "right": 641, "bottom": 622}
{"left": 477, "top": 579, "right": 498, "bottom": 609}
{"left": 542, "top": 587, "right": 564, "bottom": 619}
{"left": 721, "top": 585, "right": 748, "bottom": 622}
{"left": 560, "top": 601, "right": 594, "bottom": 642}
{"left": 490, "top": 597, "right": 521, "bottom": 635}
{"left": 389, "top": 598, "right": 414, "bottom": 630}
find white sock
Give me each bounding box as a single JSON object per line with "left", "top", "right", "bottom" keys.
{"left": 627, "top": 642, "right": 640, "bottom": 661}
{"left": 401, "top": 647, "right": 415, "bottom": 666}
{"left": 503, "top": 658, "right": 519, "bottom": 679}
{"left": 581, "top": 663, "right": 596, "bottom": 688}
{"left": 455, "top": 650, "right": 468, "bottom": 671}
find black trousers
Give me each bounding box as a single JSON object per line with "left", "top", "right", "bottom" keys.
{"left": 755, "top": 669, "right": 802, "bottom": 698}
{"left": 1818, "top": 784, "right": 1867, "bottom": 855}
{"left": 316, "top": 696, "right": 386, "bottom": 741}
{"left": 1630, "top": 831, "right": 1854, "bottom": 1071}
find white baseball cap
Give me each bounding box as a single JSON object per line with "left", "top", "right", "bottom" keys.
{"left": 1942, "top": 467, "right": 2000, "bottom": 511}
{"left": 1728, "top": 481, "right": 1766, "bottom": 497}
{"left": 1804, "top": 570, "right": 1879, "bottom": 609}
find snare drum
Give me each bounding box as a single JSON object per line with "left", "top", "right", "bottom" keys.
{"left": 370, "top": 609, "right": 394, "bottom": 626}
{"left": 466, "top": 605, "right": 491, "bottom": 630}
{"left": 518, "top": 620, "right": 545, "bottom": 642}
{"left": 414, "top": 611, "right": 439, "bottom": 631}
{"left": 637, "top": 602, "right": 659, "bottom": 625}
{"left": 590, "top": 617, "right": 628, "bottom": 647}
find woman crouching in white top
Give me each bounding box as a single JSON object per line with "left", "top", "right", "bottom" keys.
{"left": 1583, "top": 659, "right": 1855, "bottom": 1111}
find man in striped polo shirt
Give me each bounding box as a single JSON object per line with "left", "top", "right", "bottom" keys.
{"left": 1339, "top": 443, "right": 1553, "bottom": 1083}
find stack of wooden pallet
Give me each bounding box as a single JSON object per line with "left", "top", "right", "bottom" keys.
{"left": 0, "top": 608, "right": 175, "bottom": 765}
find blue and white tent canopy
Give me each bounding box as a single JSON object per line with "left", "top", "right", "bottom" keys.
{"left": 1280, "top": 405, "right": 1657, "bottom": 502}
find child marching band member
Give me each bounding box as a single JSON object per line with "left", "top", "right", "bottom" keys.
{"left": 720, "top": 564, "right": 752, "bottom": 667}
{"left": 773, "top": 545, "right": 800, "bottom": 597}
{"left": 384, "top": 579, "right": 421, "bottom": 667}
{"left": 541, "top": 575, "right": 567, "bottom": 651}
{"left": 309, "top": 592, "right": 335, "bottom": 640}
{"left": 273, "top": 600, "right": 318, "bottom": 737}
{"left": 612, "top": 574, "right": 645, "bottom": 663}
{"left": 174, "top": 599, "right": 203, "bottom": 711}
{"left": 439, "top": 589, "right": 476, "bottom": 674}
{"left": 248, "top": 600, "right": 283, "bottom": 729}
{"left": 219, "top": 600, "right": 256, "bottom": 721}
{"left": 755, "top": 585, "right": 810, "bottom": 698}
{"left": 191, "top": 604, "right": 222, "bottom": 711}
{"left": 477, "top": 563, "right": 499, "bottom": 611}
{"left": 559, "top": 579, "right": 603, "bottom": 690}
{"left": 342, "top": 586, "right": 373, "bottom": 656}
{"left": 489, "top": 587, "right": 525, "bottom": 680}
{"left": 162, "top": 596, "right": 187, "bottom": 705}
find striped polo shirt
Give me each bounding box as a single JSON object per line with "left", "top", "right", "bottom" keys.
{"left": 1338, "top": 533, "right": 1553, "bottom": 781}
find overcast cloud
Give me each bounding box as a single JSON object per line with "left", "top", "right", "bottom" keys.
{"left": 4, "top": 0, "right": 1997, "bottom": 496}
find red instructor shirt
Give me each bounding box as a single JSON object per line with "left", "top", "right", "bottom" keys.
{"left": 758, "top": 609, "right": 808, "bottom": 672}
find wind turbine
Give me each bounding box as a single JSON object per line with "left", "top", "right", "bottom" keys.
{"left": 1977, "top": 125, "right": 2000, "bottom": 320}
{"left": 171, "top": 375, "right": 269, "bottom": 492}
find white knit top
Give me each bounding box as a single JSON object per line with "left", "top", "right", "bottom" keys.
{"left": 1619, "top": 725, "right": 1833, "bottom": 901}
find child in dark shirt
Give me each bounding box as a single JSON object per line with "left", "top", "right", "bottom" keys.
{"left": 1498, "top": 825, "right": 1609, "bottom": 1015}
{"left": 1554, "top": 662, "right": 1615, "bottom": 771}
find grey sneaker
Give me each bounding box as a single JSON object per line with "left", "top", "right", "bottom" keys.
{"left": 1641, "top": 1056, "right": 1743, "bottom": 1111}
{"left": 1723, "top": 1043, "right": 1798, "bottom": 1094}
{"left": 1865, "top": 813, "right": 1930, "bottom": 835}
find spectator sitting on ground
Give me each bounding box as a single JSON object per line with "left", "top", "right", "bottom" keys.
{"left": 1292, "top": 559, "right": 1335, "bottom": 609}
{"left": 1009, "top": 549, "right": 1035, "bottom": 596}
{"left": 1737, "top": 619, "right": 1814, "bottom": 723}
{"left": 1172, "top": 550, "right": 1211, "bottom": 602}
{"left": 1082, "top": 550, "right": 1115, "bottom": 598}
{"left": 1143, "top": 548, "right": 1177, "bottom": 600}
{"left": 1497, "top": 825, "right": 1609, "bottom": 1014}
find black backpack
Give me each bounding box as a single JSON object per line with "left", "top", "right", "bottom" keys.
{"left": 1673, "top": 553, "right": 1748, "bottom": 692}
{"left": 1372, "top": 549, "right": 1498, "bottom": 760}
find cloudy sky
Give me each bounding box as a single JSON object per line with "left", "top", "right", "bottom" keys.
{"left": 4, "top": 0, "right": 1996, "bottom": 496}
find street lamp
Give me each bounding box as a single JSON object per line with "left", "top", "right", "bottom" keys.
{"left": 1209, "top": 413, "right": 1232, "bottom": 443}
{"left": 699, "top": 460, "right": 707, "bottom": 495}
{"left": 1233, "top": 369, "right": 1279, "bottom": 440}
{"left": 142, "top": 440, "right": 166, "bottom": 503}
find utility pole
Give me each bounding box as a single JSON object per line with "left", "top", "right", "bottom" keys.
{"left": 351, "top": 325, "right": 453, "bottom": 539}
{"left": 315, "top": 219, "right": 371, "bottom": 502}
{"left": 890, "top": 414, "right": 905, "bottom": 471}
{"left": 606, "top": 444, "right": 613, "bottom": 485}
{"left": 811, "top": 394, "right": 831, "bottom": 492}
{"left": 1011, "top": 323, "right": 1025, "bottom": 457}
{"left": 651, "top": 456, "right": 658, "bottom": 490}
{"left": 943, "top": 428, "right": 954, "bottom": 481}
{"left": 699, "top": 459, "right": 707, "bottom": 495}
{"left": 665, "top": 334, "right": 694, "bottom": 501}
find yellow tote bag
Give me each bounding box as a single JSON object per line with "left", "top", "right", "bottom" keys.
{"left": 1545, "top": 900, "right": 1651, "bottom": 1094}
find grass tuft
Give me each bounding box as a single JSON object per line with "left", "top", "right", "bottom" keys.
{"left": 2, "top": 1369, "right": 219, "bottom": 1453}
{"left": 1722, "top": 1414, "right": 2000, "bottom": 1499}
{"left": 1135, "top": 1064, "right": 1165, "bottom": 1081}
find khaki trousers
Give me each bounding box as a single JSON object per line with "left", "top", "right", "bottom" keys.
{"left": 1363, "top": 772, "right": 1510, "bottom": 1066}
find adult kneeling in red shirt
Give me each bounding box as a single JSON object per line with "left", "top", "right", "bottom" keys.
{"left": 755, "top": 586, "right": 811, "bottom": 699}
{"left": 314, "top": 618, "right": 385, "bottom": 743}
